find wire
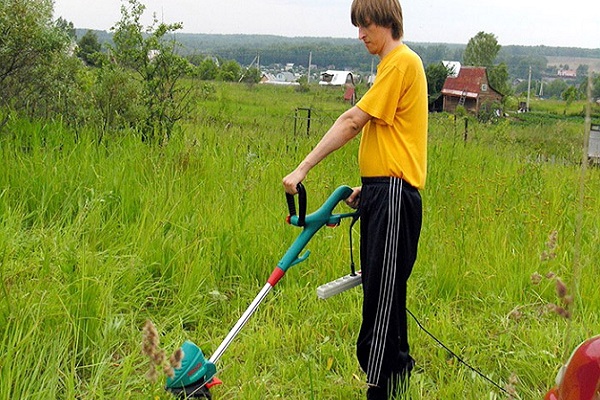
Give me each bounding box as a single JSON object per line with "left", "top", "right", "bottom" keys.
{"left": 348, "top": 213, "right": 360, "bottom": 276}
{"left": 345, "top": 213, "right": 507, "bottom": 394}
{"left": 406, "top": 308, "right": 510, "bottom": 395}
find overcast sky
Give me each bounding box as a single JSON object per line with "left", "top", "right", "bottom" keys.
{"left": 53, "top": 0, "right": 599, "bottom": 49}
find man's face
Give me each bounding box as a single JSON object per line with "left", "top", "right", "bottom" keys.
{"left": 358, "top": 22, "right": 389, "bottom": 56}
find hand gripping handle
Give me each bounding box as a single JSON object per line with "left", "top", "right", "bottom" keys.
{"left": 285, "top": 182, "right": 306, "bottom": 226}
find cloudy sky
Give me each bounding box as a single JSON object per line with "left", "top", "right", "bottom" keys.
{"left": 53, "top": 0, "right": 599, "bottom": 49}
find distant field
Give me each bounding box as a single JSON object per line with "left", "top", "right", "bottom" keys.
{"left": 546, "top": 55, "right": 600, "bottom": 72}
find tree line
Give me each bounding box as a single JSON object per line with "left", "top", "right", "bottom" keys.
{"left": 2, "top": 0, "right": 599, "bottom": 142}
{"left": 0, "top": 0, "right": 258, "bottom": 144}
{"left": 80, "top": 26, "right": 600, "bottom": 105}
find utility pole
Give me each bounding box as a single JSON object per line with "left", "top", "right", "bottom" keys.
{"left": 307, "top": 51, "right": 312, "bottom": 84}
{"left": 526, "top": 65, "right": 532, "bottom": 112}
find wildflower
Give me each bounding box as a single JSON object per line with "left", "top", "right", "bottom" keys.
{"left": 508, "top": 307, "right": 522, "bottom": 321}
{"left": 541, "top": 230, "right": 558, "bottom": 261}
{"left": 555, "top": 278, "right": 568, "bottom": 299}
{"left": 546, "top": 230, "right": 558, "bottom": 250}
{"left": 530, "top": 272, "right": 542, "bottom": 285}
{"left": 548, "top": 303, "right": 571, "bottom": 319}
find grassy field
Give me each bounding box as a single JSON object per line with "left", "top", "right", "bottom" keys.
{"left": 1, "top": 82, "right": 599, "bottom": 399}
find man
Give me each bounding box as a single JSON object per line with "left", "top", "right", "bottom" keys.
{"left": 282, "top": 0, "right": 427, "bottom": 398}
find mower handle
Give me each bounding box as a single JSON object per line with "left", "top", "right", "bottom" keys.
{"left": 277, "top": 185, "right": 358, "bottom": 275}
{"left": 285, "top": 183, "right": 306, "bottom": 226}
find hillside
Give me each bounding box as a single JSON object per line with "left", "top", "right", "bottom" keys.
{"left": 76, "top": 30, "right": 600, "bottom": 73}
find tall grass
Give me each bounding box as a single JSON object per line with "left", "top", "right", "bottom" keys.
{"left": 1, "top": 83, "right": 598, "bottom": 399}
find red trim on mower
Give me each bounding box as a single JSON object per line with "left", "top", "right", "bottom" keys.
{"left": 267, "top": 267, "right": 286, "bottom": 286}
{"left": 206, "top": 377, "right": 223, "bottom": 389}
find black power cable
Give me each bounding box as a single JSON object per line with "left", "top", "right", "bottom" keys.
{"left": 406, "top": 308, "right": 510, "bottom": 395}
{"left": 346, "top": 212, "right": 508, "bottom": 395}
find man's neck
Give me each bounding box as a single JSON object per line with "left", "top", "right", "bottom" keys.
{"left": 378, "top": 39, "right": 403, "bottom": 59}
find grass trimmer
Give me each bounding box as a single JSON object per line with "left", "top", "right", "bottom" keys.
{"left": 165, "top": 183, "right": 359, "bottom": 398}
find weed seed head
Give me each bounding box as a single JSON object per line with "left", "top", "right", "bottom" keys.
{"left": 141, "top": 319, "right": 183, "bottom": 383}
{"left": 530, "top": 272, "right": 573, "bottom": 321}
{"left": 504, "top": 372, "right": 519, "bottom": 399}
{"left": 555, "top": 278, "right": 568, "bottom": 299}
{"left": 540, "top": 230, "right": 558, "bottom": 261}
{"left": 170, "top": 348, "right": 184, "bottom": 370}
{"left": 548, "top": 303, "right": 571, "bottom": 319}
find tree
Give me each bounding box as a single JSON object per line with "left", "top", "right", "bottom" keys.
{"left": 488, "top": 62, "right": 511, "bottom": 96}
{"left": 0, "top": 0, "right": 72, "bottom": 110}
{"left": 54, "top": 16, "right": 75, "bottom": 40}
{"left": 576, "top": 64, "right": 589, "bottom": 79}
{"left": 545, "top": 79, "right": 568, "bottom": 99}
{"left": 77, "top": 30, "right": 102, "bottom": 66}
{"left": 561, "top": 86, "right": 579, "bottom": 114}
{"left": 197, "top": 57, "right": 219, "bottom": 80}
{"left": 217, "top": 60, "right": 242, "bottom": 82}
{"left": 463, "top": 31, "right": 501, "bottom": 68}
{"left": 425, "top": 62, "right": 451, "bottom": 109}
{"left": 425, "top": 62, "right": 450, "bottom": 95}
{"left": 592, "top": 73, "right": 600, "bottom": 100}
{"left": 93, "top": 64, "right": 145, "bottom": 137}
{"left": 110, "top": 0, "right": 194, "bottom": 143}
{"left": 240, "top": 66, "right": 261, "bottom": 84}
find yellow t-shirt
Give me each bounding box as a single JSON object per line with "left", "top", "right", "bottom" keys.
{"left": 356, "top": 44, "right": 428, "bottom": 189}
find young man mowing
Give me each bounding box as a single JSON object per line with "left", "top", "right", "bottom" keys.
{"left": 282, "top": 0, "right": 428, "bottom": 398}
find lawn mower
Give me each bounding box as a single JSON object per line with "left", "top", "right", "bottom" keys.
{"left": 165, "top": 183, "right": 360, "bottom": 398}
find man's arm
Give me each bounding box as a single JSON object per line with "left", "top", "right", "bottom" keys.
{"left": 283, "top": 105, "right": 371, "bottom": 194}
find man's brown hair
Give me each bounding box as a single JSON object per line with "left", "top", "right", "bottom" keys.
{"left": 351, "top": 0, "right": 404, "bottom": 40}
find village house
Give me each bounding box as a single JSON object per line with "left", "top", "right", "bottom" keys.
{"left": 318, "top": 70, "right": 354, "bottom": 86}
{"left": 260, "top": 71, "right": 299, "bottom": 86}
{"left": 557, "top": 69, "right": 577, "bottom": 78}
{"left": 319, "top": 70, "right": 357, "bottom": 104}
{"left": 441, "top": 66, "right": 503, "bottom": 114}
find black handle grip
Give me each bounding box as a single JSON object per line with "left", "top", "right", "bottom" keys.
{"left": 285, "top": 183, "right": 306, "bottom": 226}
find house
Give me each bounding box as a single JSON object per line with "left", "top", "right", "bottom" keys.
{"left": 260, "top": 72, "right": 299, "bottom": 86}
{"left": 442, "top": 61, "right": 461, "bottom": 77}
{"left": 558, "top": 69, "right": 577, "bottom": 78}
{"left": 319, "top": 70, "right": 354, "bottom": 86}
{"left": 441, "top": 66, "right": 503, "bottom": 114}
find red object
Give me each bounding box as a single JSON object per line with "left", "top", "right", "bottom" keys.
{"left": 344, "top": 87, "right": 355, "bottom": 102}
{"left": 545, "top": 335, "right": 600, "bottom": 400}
{"left": 206, "top": 377, "right": 223, "bottom": 389}
{"left": 267, "top": 267, "right": 285, "bottom": 287}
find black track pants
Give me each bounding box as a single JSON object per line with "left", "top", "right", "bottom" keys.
{"left": 356, "top": 177, "right": 422, "bottom": 391}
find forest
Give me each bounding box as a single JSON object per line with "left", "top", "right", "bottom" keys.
{"left": 83, "top": 29, "right": 600, "bottom": 80}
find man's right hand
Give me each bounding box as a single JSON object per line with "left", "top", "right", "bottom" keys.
{"left": 282, "top": 168, "right": 307, "bottom": 194}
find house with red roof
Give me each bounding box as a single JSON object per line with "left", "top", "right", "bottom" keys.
{"left": 441, "top": 66, "right": 503, "bottom": 114}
